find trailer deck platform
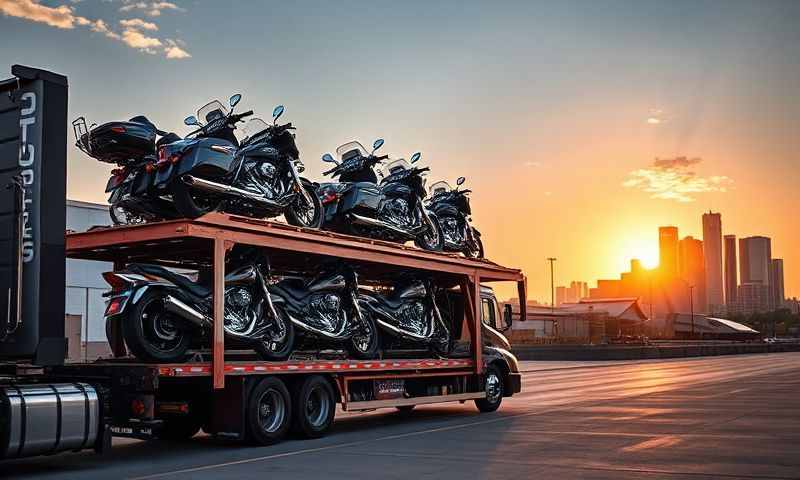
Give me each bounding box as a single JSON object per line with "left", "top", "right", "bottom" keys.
{"left": 65, "top": 213, "right": 526, "bottom": 389}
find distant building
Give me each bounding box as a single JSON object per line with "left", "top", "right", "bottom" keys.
{"left": 659, "top": 226, "right": 679, "bottom": 277}
{"left": 739, "top": 236, "right": 772, "bottom": 310}
{"left": 724, "top": 234, "right": 737, "bottom": 305}
{"left": 555, "top": 286, "right": 567, "bottom": 307}
{"left": 566, "top": 281, "right": 587, "bottom": 303}
{"left": 678, "top": 236, "right": 706, "bottom": 312}
{"left": 733, "top": 282, "right": 771, "bottom": 315}
{"left": 665, "top": 313, "right": 758, "bottom": 340}
{"left": 771, "top": 259, "right": 785, "bottom": 309}
{"left": 702, "top": 212, "right": 724, "bottom": 313}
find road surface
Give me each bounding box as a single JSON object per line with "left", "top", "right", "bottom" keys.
{"left": 4, "top": 353, "right": 800, "bottom": 479}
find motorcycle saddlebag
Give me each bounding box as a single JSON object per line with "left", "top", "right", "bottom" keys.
{"left": 80, "top": 121, "right": 156, "bottom": 164}
{"left": 341, "top": 183, "right": 382, "bottom": 212}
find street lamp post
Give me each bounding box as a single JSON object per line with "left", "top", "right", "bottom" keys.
{"left": 547, "top": 257, "right": 557, "bottom": 338}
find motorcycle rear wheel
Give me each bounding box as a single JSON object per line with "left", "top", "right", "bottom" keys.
{"left": 122, "top": 290, "right": 192, "bottom": 363}
{"left": 172, "top": 180, "right": 221, "bottom": 219}
{"left": 254, "top": 306, "right": 295, "bottom": 361}
{"left": 464, "top": 235, "right": 484, "bottom": 259}
{"left": 414, "top": 214, "right": 444, "bottom": 252}
{"left": 284, "top": 185, "right": 324, "bottom": 229}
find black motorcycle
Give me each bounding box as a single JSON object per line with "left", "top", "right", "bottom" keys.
{"left": 358, "top": 277, "right": 452, "bottom": 356}
{"left": 101, "top": 248, "right": 294, "bottom": 363}
{"left": 153, "top": 94, "right": 323, "bottom": 227}
{"left": 317, "top": 139, "right": 444, "bottom": 251}
{"left": 72, "top": 115, "right": 182, "bottom": 224}
{"left": 268, "top": 264, "right": 380, "bottom": 359}
{"left": 426, "top": 177, "right": 484, "bottom": 258}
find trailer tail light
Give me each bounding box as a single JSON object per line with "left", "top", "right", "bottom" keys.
{"left": 157, "top": 401, "right": 190, "bottom": 415}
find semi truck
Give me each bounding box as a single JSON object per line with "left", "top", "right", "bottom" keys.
{"left": 0, "top": 65, "right": 526, "bottom": 461}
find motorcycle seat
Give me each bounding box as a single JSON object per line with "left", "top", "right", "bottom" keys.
{"left": 156, "top": 132, "right": 181, "bottom": 147}
{"left": 271, "top": 279, "right": 307, "bottom": 301}
{"left": 128, "top": 263, "right": 211, "bottom": 298}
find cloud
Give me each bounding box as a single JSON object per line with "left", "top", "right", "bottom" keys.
{"left": 119, "top": 17, "right": 157, "bottom": 31}
{"left": 164, "top": 38, "right": 190, "bottom": 58}
{"left": 119, "top": 1, "right": 184, "bottom": 17}
{"left": 523, "top": 161, "right": 541, "bottom": 168}
{"left": 1, "top": 0, "right": 189, "bottom": 59}
{"left": 646, "top": 109, "right": 664, "bottom": 125}
{"left": 623, "top": 156, "right": 733, "bottom": 203}
{"left": 0, "top": 0, "right": 83, "bottom": 28}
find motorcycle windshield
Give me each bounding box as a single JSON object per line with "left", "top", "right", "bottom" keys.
{"left": 241, "top": 118, "right": 270, "bottom": 140}
{"left": 381, "top": 158, "right": 411, "bottom": 177}
{"left": 336, "top": 141, "right": 368, "bottom": 162}
{"left": 429, "top": 180, "right": 451, "bottom": 196}
{"left": 197, "top": 100, "right": 228, "bottom": 124}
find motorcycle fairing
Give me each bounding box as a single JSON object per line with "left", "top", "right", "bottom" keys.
{"left": 429, "top": 201, "right": 459, "bottom": 218}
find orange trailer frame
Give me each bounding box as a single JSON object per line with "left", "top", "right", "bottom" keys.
{"left": 66, "top": 213, "right": 526, "bottom": 389}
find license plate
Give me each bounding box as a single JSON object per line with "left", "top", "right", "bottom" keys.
{"left": 374, "top": 379, "right": 405, "bottom": 400}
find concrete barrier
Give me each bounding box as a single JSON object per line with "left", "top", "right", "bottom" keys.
{"left": 511, "top": 342, "right": 800, "bottom": 361}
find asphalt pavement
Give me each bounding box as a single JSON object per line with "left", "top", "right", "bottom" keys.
{"left": 3, "top": 353, "right": 799, "bottom": 479}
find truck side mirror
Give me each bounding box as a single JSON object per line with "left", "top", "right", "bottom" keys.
{"left": 503, "top": 304, "right": 513, "bottom": 331}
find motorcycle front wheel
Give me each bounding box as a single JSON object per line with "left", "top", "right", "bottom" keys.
{"left": 121, "top": 290, "right": 192, "bottom": 363}
{"left": 464, "top": 234, "right": 485, "bottom": 259}
{"left": 350, "top": 311, "right": 381, "bottom": 359}
{"left": 414, "top": 214, "right": 444, "bottom": 252}
{"left": 284, "top": 185, "right": 324, "bottom": 229}
{"left": 254, "top": 306, "right": 295, "bottom": 361}
{"left": 110, "top": 204, "right": 148, "bottom": 226}
{"left": 171, "top": 179, "right": 221, "bottom": 219}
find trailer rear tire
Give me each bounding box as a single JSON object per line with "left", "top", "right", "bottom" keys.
{"left": 247, "top": 377, "right": 292, "bottom": 445}
{"left": 474, "top": 365, "right": 504, "bottom": 413}
{"left": 291, "top": 375, "right": 335, "bottom": 438}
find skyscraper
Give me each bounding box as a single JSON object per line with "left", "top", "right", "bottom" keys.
{"left": 739, "top": 236, "right": 772, "bottom": 311}
{"left": 724, "top": 235, "right": 737, "bottom": 304}
{"left": 702, "top": 212, "right": 723, "bottom": 312}
{"left": 771, "top": 259, "right": 785, "bottom": 309}
{"left": 679, "top": 236, "right": 707, "bottom": 312}
{"left": 659, "top": 226, "right": 679, "bottom": 277}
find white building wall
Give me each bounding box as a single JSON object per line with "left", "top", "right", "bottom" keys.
{"left": 65, "top": 200, "right": 112, "bottom": 343}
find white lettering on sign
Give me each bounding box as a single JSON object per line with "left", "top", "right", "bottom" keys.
{"left": 18, "top": 92, "right": 36, "bottom": 263}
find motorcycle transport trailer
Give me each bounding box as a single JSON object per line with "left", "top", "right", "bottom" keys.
{"left": 0, "top": 65, "right": 526, "bottom": 458}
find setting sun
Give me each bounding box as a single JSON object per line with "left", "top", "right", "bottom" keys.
{"left": 617, "top": 235, "right": 660, "bottom": 271}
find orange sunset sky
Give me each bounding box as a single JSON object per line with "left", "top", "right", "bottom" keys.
{"left": 2, "top": 1, "right": 797, "bottom": 302}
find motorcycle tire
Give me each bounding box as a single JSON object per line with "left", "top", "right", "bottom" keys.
{"left": 414, "top": 213, "right": 444, "bottom": 252}
{"left": 284, "top": 184, "right": 324, "bottom": 229}
{"left": 171, "top": 179, "right": 221, "bottom": 219}
{"left": 464, "top": 234, "right": 485, "bottom": 259}
{"left": 254, "top": 306, "right": 295, "bottom": 361}
{"left": 349, "top": 311, "right": 381, "bottom": 359}
{"left": 430, "top": 335, "right": 454, "bottom": 358}
{"left": 121, "top": 290, "right": 192, "bottom": 363}
{"left": 109, "top": 204, "right": 147, "bottom": 226}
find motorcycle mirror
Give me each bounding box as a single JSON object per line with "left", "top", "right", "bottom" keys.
{"left": 229, "top": 94, "right": 242, "bottom": 108}
{"left": 321, "top": 153, "right": 337, "bottom": 164}
{"left": 410, "top": 152, "right": 422, "bottom": 164}
{"left": 184, "top": 115, "right": 200, "bottom": 126}
{"left": 456, "top": 176, "right": 466, "bottom": 186}
{"left": 272, "top": 105, "right": 285, "bottom": 123}
{"left": 371, "top": 138, "right": 385, "bottom": 153}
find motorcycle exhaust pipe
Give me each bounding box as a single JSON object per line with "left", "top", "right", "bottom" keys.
{"left": 374, "top": 318, "right": 431, "bottom": 341}
{"left": 349, "top": 213, "right": 415, "bottom": 239}
{"left": 162, "top": 295, "right": 212, "bottom": 329}
{"left": 182, "top": 175, "right": 292, "bottom": 210}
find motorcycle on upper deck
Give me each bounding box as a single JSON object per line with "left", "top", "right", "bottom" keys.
{"left": 72, "top": 114, "right": 182, "bottom": 224}
{"left": 426, "top": 177, "right": 484, "bottom": 258}
{"left": 154, "top": 94, "right": 323, "bottom": 228}
{"left": 316, "top": 140, "right": 444, "bottom": 251}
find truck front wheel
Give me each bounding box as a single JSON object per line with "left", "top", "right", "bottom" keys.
{"left": 474, "top": 365, "right": 504, "bottom": 413}
{"left": 247, "top": 377, "right": 292, "bottom": 445}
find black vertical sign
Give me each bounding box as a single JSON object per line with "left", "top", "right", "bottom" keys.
{"left": 0, "top": 65, "right": 67, "bottom": 365}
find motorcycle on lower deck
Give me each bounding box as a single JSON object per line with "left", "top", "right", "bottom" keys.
{"left": 72, "top": 115, "right": 182, "bottom": 224}
{"left": 426, "top": 176, "right": 484, "bottom": 258}
{"left": 153, "top": 94, "right": 323, "bottom": 228}
{"left": 101, "top": 248, "right": 294, "bottom": 363}
{"left": 316, "top": 139, "right": 444, "bottom": 251}
{"left": 268, "top": 264, "right": 381, "bottom": 359}
{"left": 358, "top": 277, "right": 453, "bottom": 356}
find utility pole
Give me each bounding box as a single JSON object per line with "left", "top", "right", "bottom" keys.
{"left": 547, "top": 257, "right": 556, "bottom": 312}
{"left": 689, "top": 284, "right": 695, "bottom": 339}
